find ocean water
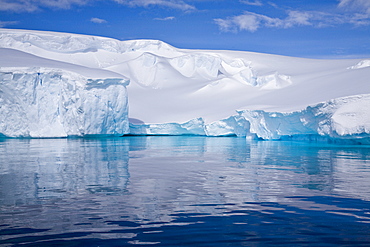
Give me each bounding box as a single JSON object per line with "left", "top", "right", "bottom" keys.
{"left": 0, "top": 136, "right": 370, "bottom": 246}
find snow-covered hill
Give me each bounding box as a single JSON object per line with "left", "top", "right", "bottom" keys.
{"left": 0, "top": 29, "right": 369, "bottom": 142}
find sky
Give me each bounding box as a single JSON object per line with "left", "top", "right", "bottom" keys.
{"left": 1, "top": 0, "right": 370, "bottom": 58}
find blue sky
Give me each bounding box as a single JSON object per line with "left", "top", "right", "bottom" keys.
{"left": 1, "top": 0, "right": 370, "bottom": 58}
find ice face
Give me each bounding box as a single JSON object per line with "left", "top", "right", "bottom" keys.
{"left": 205, "top": 115, "right": 250, "bottom": 137}
{"left": 0, "top": 68, "right": 129, "bottom": 138}
{"left": 129, "top": 94, "right": 370, "bottom": 143}
{"left": 129, "top": 118, "right": 206, "bottom": 136}
{"left": 129, "top": 116, "right": 250, "bottom": 137}
{"left": 239, "top": 94, "right": 370, "bottom": 142}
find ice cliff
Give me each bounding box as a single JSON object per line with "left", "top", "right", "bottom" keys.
{"left": 0, "top": 29, "right": 369, "bottom": 142}
{"left": 129, "top": 94, "right": 370, "bottom": 144}
{"left": 0, "top": 68, "right": 129, "bottom": 137}
{"left": 240, "top": 94, "right": 370, "bottom": 141}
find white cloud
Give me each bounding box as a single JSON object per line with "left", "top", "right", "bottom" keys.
{"left": 267, "top": 1, "right": 278, "bottom": 9}
{"left": 90, "top": 17, "right": 107, "bottom": 24}
{"left": 38, "top": 0, "right": 88, "bottom": 9}
{"left": 284, "top": 10, "right": 312, "bottom": 28}
{"left": 215, "top": 13, "right": 260, "bottom": 32}
{"left": 240, "top": 0, "right": 263, "bottom": 6}
{"left": 0, "top": 0, "right": 195, "bottom": 12}
{"left": 154, "top": 16, "right": 176, "bottom": 21}
{"left": 0, "top": 20, "right": 19, "bottom": 27}
{"left": 337, "top": 0, "right": 370, "bottom": 25}
{"left": 215, "top": 11, "right": 304, "bottom": 33}
{"left": 233, "top": 14, "right": 261, "bottom": 31}
{"left": 347, "top": 13, "right": 370, "bottom": 26}
{"left": 215, "top": 9, "right": 370, "bottom": 32}
{"left": 0, "top": 0, "right": 38, "bottom": 12}
{"left": 113, "top": 0, "right": 195, "bottom": 11}
{"left": 338, "top": 0, "right": 370, "bottom": 14}
{"left": 0, "top": 0, "right": 88, "bottom": 12}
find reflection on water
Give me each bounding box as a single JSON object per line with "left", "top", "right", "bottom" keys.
{"left": 0, "top": 138, "right": 129, "bottom": 205}
{"left": 0, "top": 136, "right": 370, "bottom": 246}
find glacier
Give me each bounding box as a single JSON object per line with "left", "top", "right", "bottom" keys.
{"left": 0, "top": 28, "right": 369, "bottom": 143}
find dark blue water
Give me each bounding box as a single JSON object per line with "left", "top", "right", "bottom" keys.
{"left": 1, "top": 136, "right": 370, "bottom": 246}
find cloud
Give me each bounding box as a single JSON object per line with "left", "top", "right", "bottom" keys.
{"left": 154, "top": 16, "right": 176, "bottom": 21}
{"left": 338, "top": 0, "right": 370, "bottom": 14}
{"left": 0, "top": 0, "right": 88, "bottom": 12}
{"left": 337, "top": 0, "right": 370, "bottom": 25}
{"left": 90, "top": 17, "right": 107, "bottom": 24}
{"left": 347, "top": 13, "right": 370, "bottom": 26}
{"left": 214, "top": 9, "right": 370, "bottom": 32}
{"left": 240, "top": 0, "right": 263, "bottom": 6}
{"left": 215, "top": 14, "right": 260, "bottom": 32}
{"left": 113, "top": 0, "right": 195, "bottom": 11}
{"left": 267, "top": 1, "right": 278, "bottom": 9}
{"left": 38, "top": 0, "right": 89, "bottom": 9}
{"left": 0, "top": 0, "right": 196, "bottom": 12}
{"left": 215, "top": 11, "right": 304, "bottom": 33}
{"left": 0, "top": 0, "right": 38, "bottom": 12}
{"left": 0, "top": 20, "right": 19, "bottom": 27}
{"left": 284, "top": 10, "right": 312, "bottom": 27}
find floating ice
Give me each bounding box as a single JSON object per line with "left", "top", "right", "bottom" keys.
{"left": 240, "top": 94, "right": 370, "bottom": 142}
{"left": 129, "top": 94, "right": 370, "bottom": 144}
{"left": 204, "top": 115, "right": 250, "bottom": 137}
{"left": 129, "top": 118, "right": 206, "bottom": 136}
{"left": 129, "top": 115, "right": 250, "bottom": 137}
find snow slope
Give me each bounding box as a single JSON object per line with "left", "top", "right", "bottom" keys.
{"left": 0, "top": 29, "right": 369, "bottom": 141}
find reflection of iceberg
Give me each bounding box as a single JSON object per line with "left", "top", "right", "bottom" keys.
{"left": 0, "top": 138, "right": 130, "bottom": 205}
{"left": 118, "top": 137, "right": 370, "bottom": 222}
{"left": 2, "top": 137, "right": 369, "bottom": 213}
{"left": 1, "top": 137, "right": 370, "bottom": 245}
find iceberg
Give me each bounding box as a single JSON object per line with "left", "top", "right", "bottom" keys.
{"left": 205, "top": 115, "right": 250, "bottom": 137}
{"left": 240, "top": 94, "right": 370, "bottom": 143}
{"left": 129, "top": 94, "right": 370, "bottom": 143}
{"left": 129, "top": 116, "right": 250, "bottom": 137}
{"left": 0, "top": 29, "right": 369, "bottom": 142}
{"left": 129, "top": 118, "right": 206, "bottom": 136}
{"left": 0, "top": 67, "right": 129, "bottom": 137}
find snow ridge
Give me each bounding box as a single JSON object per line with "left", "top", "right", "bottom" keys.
{"left": 0, "top": 30, "right": 176, "bottom": 55}
{"left": 0, "top": 29, "right": 292, "bottom": 90}
{"left": 348, "top": 60, "right": 370, "bottom": 69}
